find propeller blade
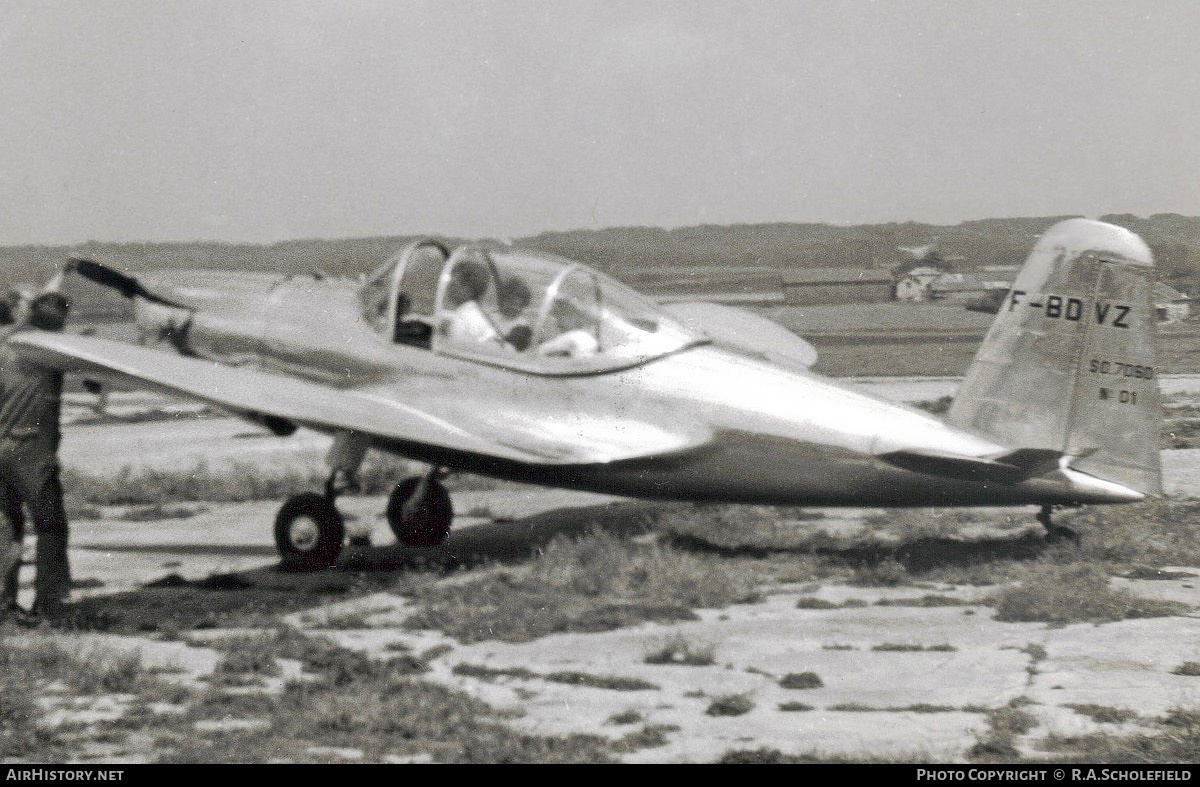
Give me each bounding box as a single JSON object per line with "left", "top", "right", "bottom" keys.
{"left": 70, "top": 258, "right": 185, "bottom": 308}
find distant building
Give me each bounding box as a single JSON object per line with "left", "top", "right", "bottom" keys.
{"left": 930, "top": 270, "right": 1015, "bottom": 302}
{"left": 1154, "top": 282, "right": 1190, "bottom": 324}
{"left": 894, "top": 266, "right": 947, "bottom": 302}
{"left": 781, "top": 268, "right": 895, "bottom": 306}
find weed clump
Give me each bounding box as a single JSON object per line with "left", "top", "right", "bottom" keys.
{"left": 1041, "top": 708, "right": 1200, "bottom": 763}
{"left": 1066, "top": 704, "right": 1139, "bottom": 724}
{"left": 402, "top": 530, "right": 755, "bottom": 644}
{"left": 643, "top": 636, "right": 716, "bottom": 666}
{"left": 706, "top": 694, "right": 755, "bottom": 717}
{"left": 779, "top": 672, "right": 823, "bottom": 690}
{"left": 994, "top": 564, "right": 1188, "bottom": 624}
{"left": 851, "top": 558, "right": 909, "bottom": 587}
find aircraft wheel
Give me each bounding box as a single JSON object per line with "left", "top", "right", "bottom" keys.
{"left": 274, "top": 493, "right": 345, "bottom": 570}
{"left": 387, "top": 477, "right": 453, "bottom": 547}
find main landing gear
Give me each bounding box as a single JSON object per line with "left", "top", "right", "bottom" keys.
{"left": 386, "top": 469, "right": 454, "bottom": 548}
{"left": 1037, "top": 504, "right": 1078, "bottom": 544}
{"left": 273, "top": 465, "right": 455, "bottom": 571}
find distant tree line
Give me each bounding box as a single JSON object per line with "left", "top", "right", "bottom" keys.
{"left": 4, "top": 214, "right": 1199, "bottom": 319}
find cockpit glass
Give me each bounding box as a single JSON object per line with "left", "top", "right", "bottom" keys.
{"left": 359, "top": 254, "right": 398, "bottom": 331}
{"left": 432, "top": 246, "right": 700, "bottom": 373}
{"left": 358, "top": 240, "right": 449, "bottom": 348}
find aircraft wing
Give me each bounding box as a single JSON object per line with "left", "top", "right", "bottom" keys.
{"left": 661, "top": 301, "right": 818, "bottom": 369}
{"left": 12, "top": 333, "right": 709, "bottom": 466}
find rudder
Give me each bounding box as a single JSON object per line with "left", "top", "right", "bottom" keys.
{"left": 947, "top": 218, "right": 1161, "bottom": 497}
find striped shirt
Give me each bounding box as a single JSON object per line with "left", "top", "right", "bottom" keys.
{"left": 0, "top": 343, "right": 62, "bottom": 447}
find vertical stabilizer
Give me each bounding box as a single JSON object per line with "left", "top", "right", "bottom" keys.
{"left": 947, "top": 218, "right": 1161, "bottom": 496}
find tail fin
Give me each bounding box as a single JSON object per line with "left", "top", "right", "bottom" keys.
{"left": 947, "top": 218, "right": 1162, "bottom": 497}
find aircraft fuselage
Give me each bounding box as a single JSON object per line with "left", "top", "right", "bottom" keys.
{"left": 134, "top": 270, "right": 1135, "bottom": 509}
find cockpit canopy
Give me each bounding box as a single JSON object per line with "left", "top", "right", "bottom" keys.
{"left": 359, "top": 240, "right": 701, "bottom": 374}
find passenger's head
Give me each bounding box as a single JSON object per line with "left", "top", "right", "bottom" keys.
{"left": 29, "top": 292, "right": 70, "bottom": 331}
{"left": 497, "top": 276, "right": 531, "bottom": 319}
{"left": 447, "top": 261, "right": 490, "bottom": 306}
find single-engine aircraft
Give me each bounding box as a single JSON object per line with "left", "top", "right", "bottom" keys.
{"left": 11, "top": 218, "right": 1161, "bottom": 570}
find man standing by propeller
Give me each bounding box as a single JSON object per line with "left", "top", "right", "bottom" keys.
{"left": 0, "top": 286, "right": 72, "bottom": 625}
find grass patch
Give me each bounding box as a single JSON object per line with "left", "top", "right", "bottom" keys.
{"left": 653, "top": 503, "right": 829, "bottom": 551}
{"left": 1172, "top": 662, "right": 1200, "bottom": 676}
{"left": 1041, "top": 708, "right": 1200, "bottom": 763}
{"left": 778, "top": 672, "right": 823, "bottom": 690}
{"left": 1056, "top": 499, "right": 1200, "bottom": 568}
{"left": 606, "top": 709, "right": 643, "bottom": 726}
{"left": 871, "top": 643, "right": 957, "bottom": 652}
{"left": 850, "top": 558, "right": 910, "bottom": 587}
{"left": 213, "top": 639, "right": 282, "bottom": 678}
{"left": 169, "top": 678, "right": 618, "bottom": 763}
{"left": 451, "top": 663, "right": 657, "bottom": 691}
{"left": 543, "top": 672, "right": 658, "bottom": 691}
{"left": 643, "top": 636, "right": 716, "bottom": 666}
{"left": 2, "top": 617, "right": 845, "bottom": 763}
{"left": 862, "top": 508, "right": 993, "bottom": 541}
{"left": 117, "top": 503, "right": 207, "bottom": 522}
{"left": 62, "top": 461, "right": 326, "bottom": 505}
{"left": 874, "top": 594, "right": 971, "bottom": 607}
{"left": 778, "top": 702, "right": 814, "bottom": 712}
{"left": 795, "top": 596, "right": 868, "bottom": 610}
{"left": 400, "top": 529, "right": 755, "bottom": 643}
{"left": 705, "top": 694, "right": 754, "bottom": 717}
{"left": 452, "top": 663, "right": 538, "bottom": 681}
{"left": 610, "top": 724, "right": 678, "bottom": 753}
{"left": 968, "top": 703, "right": 1039, "bottom": 762}
{"left": 994, "top": 564, "right": 1189, "bottom": 625}
{"left": 718, "top": 747, "right": 929, "bottom": 763}
{"left": 61, "top": 454, "right": 506, "bottom": 507}
{"left": 1066, "top": 704, "right": 1140, "bottom": 724}
{"left": 314, "top": 612, "right": 374, "bottom": 630}
{"left": 0, "top": 637, "right": 183, "bottom": 760}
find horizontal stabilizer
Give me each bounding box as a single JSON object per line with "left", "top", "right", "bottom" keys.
{"left": 879, "top": 447, "right": 1071, "bottom": 486}
{"left": 661, "top": 301, "right": 817, "bottom": 368}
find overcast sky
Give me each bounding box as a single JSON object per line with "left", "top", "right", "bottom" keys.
{"left": 2, "top": 0, "right": 1199, "bottom": 244}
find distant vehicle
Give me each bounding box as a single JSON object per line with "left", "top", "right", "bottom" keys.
{"left": 13, "top": 219, "right": 1162, "bottom": 569}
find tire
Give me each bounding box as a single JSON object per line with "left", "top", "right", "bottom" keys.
{"left": 386, "top": 477, "right": 453, "bottom": 548}
{"left": 274, "top": 493, "right": 344, "bottom": 570}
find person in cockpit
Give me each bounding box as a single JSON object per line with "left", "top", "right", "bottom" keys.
{"left": 442, "top": 261, "right": 500, "bottom": 346}
{"left": 537, "top": 299, "right": 600, "bottom": 358}
{"left": 496, "top": 276, "right": 533, "bottom": 351}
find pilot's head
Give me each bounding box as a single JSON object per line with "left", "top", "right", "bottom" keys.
{"left": 29, "top": 292, "right": 70, "bottom": 331}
